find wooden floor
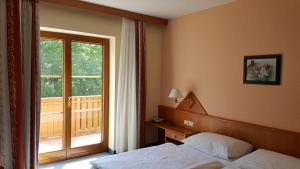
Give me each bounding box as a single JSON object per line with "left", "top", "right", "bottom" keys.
{"left": 39, "top": 133, "right": 102, "bottom": 153}
{"left": 39, "top": 152, "right": 110, "bottom": 169}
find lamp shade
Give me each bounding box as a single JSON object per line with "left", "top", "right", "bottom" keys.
{"left": 168, "top": 88, "right": 182, "bottom": 98}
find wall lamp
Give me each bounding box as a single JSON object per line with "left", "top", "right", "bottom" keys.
{"left": 168, "top": 88, "right": 182, "bottom": 103}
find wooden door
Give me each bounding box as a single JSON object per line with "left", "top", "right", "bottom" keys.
{"left": 39, "top": 31, "right": 109, "bottom": 164}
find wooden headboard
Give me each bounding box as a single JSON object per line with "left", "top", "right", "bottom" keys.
{"left": 159, "top": 92, "right": 300, "bottom": 158}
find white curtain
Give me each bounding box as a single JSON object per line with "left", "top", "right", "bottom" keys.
{"left": 0, "top": 0, "right": 12, "bottom": 168}
{"left": 22, "top": 1, "right": 41, "bottom": 168}
{"left": 115, "top": 18, "right": 138, "bottom": 153}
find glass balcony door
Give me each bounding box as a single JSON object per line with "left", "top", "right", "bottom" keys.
{"left": 39, "top": 32, "right": 109, "bottom": 164}
{"left": 70, "top": 41, "right": 103, "bottom": 148}
{"left": 68, "top": 36, "right": 109, "bottom": 157}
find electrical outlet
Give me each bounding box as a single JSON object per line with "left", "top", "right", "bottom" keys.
{"left": 184, "top": 120, "right": 194, "bottom": 127}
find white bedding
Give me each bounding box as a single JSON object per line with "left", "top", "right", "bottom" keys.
{"left": 90, "top": 143, "right": 232, "bottom": 169}
{"left": 223, "top": 149, "right": 300, "bottom": 169}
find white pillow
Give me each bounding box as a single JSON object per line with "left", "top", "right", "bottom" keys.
{"left": 232, "top": 149, "right": 300, "bottom": 169}
{"left": 182, "top": 132, "right": 253, "bottom": 159}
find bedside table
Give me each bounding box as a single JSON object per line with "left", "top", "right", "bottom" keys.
{"left": 147, "top": 121, "right": 198, "bottom": 144}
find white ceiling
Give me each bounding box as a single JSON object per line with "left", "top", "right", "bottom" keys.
{"left": 80, "top": 0, "right": 235, "bottom": 19}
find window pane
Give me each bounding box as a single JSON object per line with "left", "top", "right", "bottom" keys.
{"left": 39, "top": 39, "right": 64, "bottom": 153}
{"left": 41, "top": 78, "right": 62, "bottom": 97}
{"left": 71, "top": 41, "right": 103, "bottom": 148}
{"left": 72, "top": 78, "right": 102, "bottom": 96}
{"left": 40, "top": 39, "right": 63, "bottom": 76}
{"left": 71, "top": 42, "right": 102, "bottom": 76}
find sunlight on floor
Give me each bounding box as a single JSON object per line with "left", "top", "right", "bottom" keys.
{"left": 39, "top": 153, "right": 110, "bottom": 169}
{"left": 39, "top": 133, "right": 102, "bottom": 153}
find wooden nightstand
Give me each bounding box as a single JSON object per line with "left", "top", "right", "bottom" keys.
{"left": 147, "top": 121, "right": 198, "bottom": 144}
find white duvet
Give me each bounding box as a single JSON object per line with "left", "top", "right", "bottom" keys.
{"left": 90, "top": 143, "right": 227, "bottom": 169}
{"left": 223, "top": 149, "right": 300, "bottom": 169}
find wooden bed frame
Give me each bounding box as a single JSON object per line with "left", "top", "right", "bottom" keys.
{"left": 158, "top": 92, "right": 300, "bottom": 158}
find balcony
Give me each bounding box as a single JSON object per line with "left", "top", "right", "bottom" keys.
{"left": 39, "top": 95, "right": 103, "bottom": 153}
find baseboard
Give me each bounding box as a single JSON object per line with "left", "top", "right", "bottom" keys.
{"left": 108, "top": 148, "right": 116, "bottom": 154}
{"left": 145, "top": 142, "right": 160, "bottom": 147}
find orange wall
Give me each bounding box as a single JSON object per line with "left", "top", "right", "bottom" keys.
{"left": 161, "top": 0, "right": 300, "bottom": 133}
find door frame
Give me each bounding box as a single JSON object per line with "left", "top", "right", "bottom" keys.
{"left": 39, "top": 31, "right": 109, "bottom": 164}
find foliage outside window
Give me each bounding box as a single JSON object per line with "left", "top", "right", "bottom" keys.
{"left": 40, "top": 39, "right": 103, "bottom": 98}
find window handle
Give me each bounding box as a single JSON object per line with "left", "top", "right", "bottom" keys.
{"left": 68, "top": 96, "right": 76, "bottom": 105}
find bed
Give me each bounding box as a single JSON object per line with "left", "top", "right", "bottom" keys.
{"left": 91, "top": 135, "right": 300, "bottom": 169}
{"left": 91, "top": 132, "right": 253, "bottom": 169}
{"left": 91, "top": 143, "right": 230, "bottom": 169}
{"left": 91, "top": 92, "right": 300, "bottom": 169}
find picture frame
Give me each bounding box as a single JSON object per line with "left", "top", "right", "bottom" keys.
{"left": 243, "top": 54, "right": 282, "bottom": 85}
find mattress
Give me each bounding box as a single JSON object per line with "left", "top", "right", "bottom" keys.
{"left": 90, "top": 143, "right": 233, "bottom": 169}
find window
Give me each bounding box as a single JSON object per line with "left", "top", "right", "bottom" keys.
{"left": 39, "top": 31, "right": 109, "bottom": 164}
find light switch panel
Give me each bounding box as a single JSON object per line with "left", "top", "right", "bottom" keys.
{"left": 184, "top": 120, "right": 194, "bottom": 127}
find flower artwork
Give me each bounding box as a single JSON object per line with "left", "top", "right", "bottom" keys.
{"left": 243, "top": 55, "right": 281, "bottom": 85}
{"left": 247, "top": 61, "right": 272, "bottom": 81}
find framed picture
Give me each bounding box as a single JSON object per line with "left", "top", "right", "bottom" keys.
{"left": 243, "top": 54, "right": 282, "bottom": 85}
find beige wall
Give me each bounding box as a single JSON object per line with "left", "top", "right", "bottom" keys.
{"left": 39, "top": 3, "right": 163, "bottom": 146}
{"left": 39, "top": 3, "right": 122, "bottom": 65}
{"left": 161, "top": 0, "right": 300, "bottom": 133}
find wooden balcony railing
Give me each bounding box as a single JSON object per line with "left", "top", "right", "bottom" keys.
{"left": 40, "top": 95, "right": 103, "bottom": 140}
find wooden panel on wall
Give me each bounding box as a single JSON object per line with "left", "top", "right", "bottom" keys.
{"left": 159, "top": 105, "right": 300, "bottom": 158}
{"left": 176, "top": 92, "right": 207, "bottom": 115}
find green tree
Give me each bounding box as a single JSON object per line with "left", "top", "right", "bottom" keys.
{"left": 40, "top": 39, "right": 103, "bottom": 98}
{"left": 71, "top": 42, "right": 102, "bottom": 96}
